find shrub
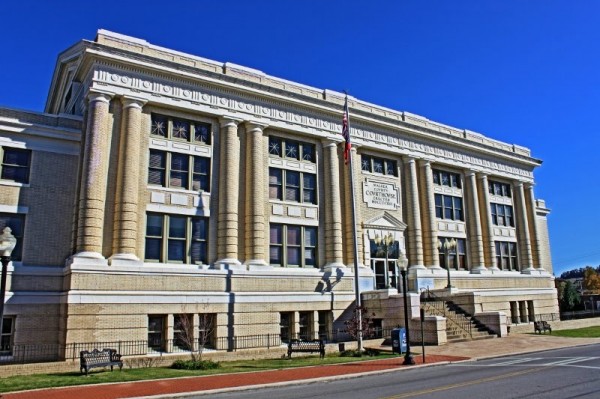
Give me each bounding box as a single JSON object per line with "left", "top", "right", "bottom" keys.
{"left": 339, "top": 348, "right": 380, "bottom": 357}
{"left": 171, "top": 359, "right": 221, "bottom": 370}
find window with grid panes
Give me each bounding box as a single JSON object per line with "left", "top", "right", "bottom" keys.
{"left": 148, "top": 150, "right": 210, "bottom": 192}
{"left": 438, "top": 237, "right": 467, "bottom": 270}
{"left": 173, "top": 314, "right": 192, "bottom": 351}
{"left": 432, "top": 169, "right": 461, "bottom": 188}
{"left": 491, "top": 203, "right": 514, "bottom": 227}
{"left": 495, "top": 241, "right": 519, "bottom": 270}
{"left": 148, "top": 315, "right": 166, "bottom": 352}
{"left": 489, "top": 181, "right": 512, "bottom": 197}
{"left": 280, "top": 312, "right": 293, "bottom": 343}
{"left": 1, "top": 148, "right": 31, "bottom": 184}
{"left": 268, "top": 137, "right": 315, "bottom": 163}
{"left": 361, "top": 155, "right": 397, "bottom": 176}
{"left": 151, "top": 114, "right": 211, "bottom": 144}
{"left": 145, "top": 213, "right": 208, "bottom": 264}
{"left": 434, "top": 194, "right": 464, "bottom": 221}
{"left": 0, "top": 317, "right": 14, "bottom": 355}
{"left": 268, "top": 168, "right": 317, "bottom": 204}
{"left": 269, "top": 224, "right": 317, "bottom": 267}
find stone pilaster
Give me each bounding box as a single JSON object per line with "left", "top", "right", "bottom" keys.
{"left": 71, "top": 90, "right": 114, "bottom": 265}
{"left": 244, "top": 122, "right": 269, "bottom": 269}
{"left": 215, "top": 117, "right": 243, "bottom": 270}
{"left": 477, "top": 174, "right": 497, "bottom": 270}
{"left": 404, "top": 157, "right": 425, "bottom": 269}
{"left": 514, "top": 182, "right": 534, "bottom": 272}
{"left": 110, "top": 96, "right": 147, "bottom": 265}
{"left": 525, "top": 183, "right": 544, "bottom": 271}
{"left": 419, "top": 160, "right": 440, "bottom": 269}
{"left": 465, "top": 171, "right": 486, "bottom": 272}
{"left": 323, "top": 140, "right": 344, "bottom": 269}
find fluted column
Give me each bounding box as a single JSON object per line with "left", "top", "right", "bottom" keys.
{"left": 110, "top": 96, "right": 147, "bottom": 265}
{"left": 419, "top": 160, "right": 440, "bottom": 269}
{"left": 465, "top": 171, "right": 485, "bottom": 272}
{"left": 215, "top": 117, "right": 243, "bottom": 269}
{"left": 477, "top": 174, "right": 497, "bottom": 269}
{"left": 324, "top": 140, "right": 344, "bottom": 269}
{"left": 72, "top": 90, "right": 114, "bottom": 262}
{"left": 514, "top": 181, "right": 534, "bottom": 272}
{"left": 404, "top": 157, "right": 425, "bottom": 269}
{"left": 244, "top": 122, "right": 268, "bottom": 268}
{"left": 525, "top": 183, "right": 544, "bottom": 271}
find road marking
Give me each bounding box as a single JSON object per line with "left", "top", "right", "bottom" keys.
{"left": 381, "top": 367, "right": 547, "bottom": 399}
{"left": 488, "top": 357, "right": 542, "bottom": 366}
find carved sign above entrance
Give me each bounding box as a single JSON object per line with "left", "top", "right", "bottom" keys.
{"left": 363, "top": 180, "right": 399, "bottom": 210}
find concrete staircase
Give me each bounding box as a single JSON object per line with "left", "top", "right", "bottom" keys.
{"left": 421, "top": 299, "right": 497, "bottom": 343}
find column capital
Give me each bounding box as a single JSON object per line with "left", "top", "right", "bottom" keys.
{"left": 87, "top": 89, "right": 115, "bottom": 104}
{"left": 476, "top": 172, "right": 488, "bottom": 180}
{"left": 418, "top": 159, "right": 433, "bottom": 167}
{"left": 321, "top": 139, "right": 337, "bottom": 149}
{"left": 244, "top": 121, "right": 268, "bottom": 133}
{"left": 219, "top": 116, "right": 244, "bottom": 128}
{"left": 121, "top": 96, "right": 147, "bottom": 110}
{"left": 513, "top": 181, "right": 524, "bottom": 189}
{"left": 403, "top": 155, "right": 418, "bottom": 165}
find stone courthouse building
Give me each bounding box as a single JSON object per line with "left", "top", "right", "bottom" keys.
{"left": 0, "top": 30, "right": 558, "bottom": 360}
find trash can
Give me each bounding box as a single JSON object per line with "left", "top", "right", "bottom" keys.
{"left": 391, "top": 328, "right": 407, "bottom": 354}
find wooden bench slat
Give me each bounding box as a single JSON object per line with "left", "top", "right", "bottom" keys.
{"left": 80, "top": 348, "right": 123, "bottom": 375}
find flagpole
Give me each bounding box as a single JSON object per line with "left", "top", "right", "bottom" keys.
{"left": 343, "top": 94, "right": 363, "bottom": 352}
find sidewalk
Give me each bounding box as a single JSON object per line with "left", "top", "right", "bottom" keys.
{"left": 2, "top": 334, "right": 599, "bottom": 399}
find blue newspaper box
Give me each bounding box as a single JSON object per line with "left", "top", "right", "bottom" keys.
{"left": 391, "top": 328, "right": 407, "bottom": 354}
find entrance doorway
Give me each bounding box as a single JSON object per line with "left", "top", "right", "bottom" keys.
{"left": 370, "top": 236, "right": 400, "bottom": 290}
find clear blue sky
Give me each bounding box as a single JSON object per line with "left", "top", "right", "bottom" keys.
{"left": 1, "top": 1, "right": 598, "bottom": 276}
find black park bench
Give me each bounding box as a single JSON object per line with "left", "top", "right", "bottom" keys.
{"left": 287, "top": 339, "right": 325, "bottom": 359}
{"left": 534, "top": 321, "right": 552, "bottom": 334}
{"left": 80, "top": 348, "right": 123, "bottom": 375}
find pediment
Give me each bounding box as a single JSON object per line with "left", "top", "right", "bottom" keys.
{"left": 363, "top": 212, "right": 407, "bottom": 231}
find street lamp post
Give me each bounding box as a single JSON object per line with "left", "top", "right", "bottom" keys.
{"left": 438, "top": 238, "right": 457, "bottom": 289}
{"left": 0, "top": 227, "right": 17, "bottom": 353}
{"left": 398, "top": 254, "right": 415, "bottom": 365}
{"left": 374, "top": 233, "right": 395, "bottom": 290}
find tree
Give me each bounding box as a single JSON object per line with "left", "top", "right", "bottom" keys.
{"left": 344, "top": 306, "right": 376, "bottom": 341}
{"left": 583, "top": 267, "right": 600, "bottom": 294}
{"left": 557, "top": 280, "right": 581, "bottom": 311}
{"left": 174, "top": 311, "right": 215, "bottom": 361}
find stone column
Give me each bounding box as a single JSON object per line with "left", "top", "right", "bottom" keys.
{"left": 514, "top": 181, "right": 534, "bottom": 272}
{"left": 110, "top": 96, "right": 147, "bottom": 265}
{"left": 477, "top": 174, "right": 497, "bottom": 270}
{"left": 215, "top": 117, "right": 243, "bottom": 270}
{"left": 525, "top": 183, "right": 544, "bottom": 271}
{"left": 323, "top": 140, "right": 344, "bottom": 269}
{"left": 71, "top": 90, "right": 114, "bottom": 264}
{"left": 404, "top": 157, "right": 425, "bottom": 269}
{"left": 343, "top": 146, "right": 363, "bottom": 268}
{"left": 419, "top": 160, "right": 440, "bottom": 269}
{"left": 244, "top": 122, "right": 268, "bottom": 269}
{"left": 465, "top": 171, "right": 486, "bottom": 272}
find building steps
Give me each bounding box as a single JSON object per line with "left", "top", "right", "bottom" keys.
{"left": 421, "top": 299, "right": 496, "bottom": 343}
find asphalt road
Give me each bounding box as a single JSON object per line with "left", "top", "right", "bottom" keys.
{"left": 191, "top": 344, "right": 600, "bottom": 399}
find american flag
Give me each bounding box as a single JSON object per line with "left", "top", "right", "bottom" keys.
{"left": 342, "top": 96, "right": 351, "bottom": 164}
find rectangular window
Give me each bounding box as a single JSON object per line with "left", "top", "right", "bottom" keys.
{"left": 280, "top": 312, "right": 293, "bottom": 343}
{"left": 1, "top": 148, "right": 31, "bottom": 184}
{"left": 145, "top": 213, "right": 208, "bottom": 264}
{"left": 148, "top": 315, "right": 166, "bottom": 352}
{"left": 491, "top": 204, "right": 515, "bottom": 227}
{"left": 0, "top": 316, "right": 14, "bottom": 355}
{"left": 269, "top": 224, "right": 318, "bottom": 268}
{"left": 318, "top": 311, "right": 330, "bottom": 341}
{"left": 151, "top": 114, "right": 212, "bottom": 145}
{"left": 495, "top": 241, "right": 519, "bottom": 271}
{"left": 0, "top": 213, "right": 25, "bottom": 261}
{"left": 438, "top": 237, "right": 467, "bottom": 270}
{"left": 148, "top": 150, "right": 211, "bottom": 192}
{"left": 435, "top": 194, "right": 464, "bottom": 221}
{"left": 268, "top": 136, "right": 315, "bottom": 163}
{"left": 299, "top": 311, "right": 312, "bottom": 340}
{"left": 489, "top": 181, "right": 512, "bottom": 198}
{"left": 269, "top": 168, "right": 317, "bottom": 204}
{"left": 361, "top": 155, "right": 397, "bottom": 176}
{"left": 433, "top": 169, "right": 461, "bottom": 189}
{"left": 174, "top": 314, "right": 193, "bottom": 351}
{"left": 198, "top": 313, "right": 216, "bottom": 350}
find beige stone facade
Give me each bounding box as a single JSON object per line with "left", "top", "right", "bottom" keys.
{"left": 0, "top": 30, "right": 558, "bottom": 360}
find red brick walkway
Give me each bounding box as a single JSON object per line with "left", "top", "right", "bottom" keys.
{"left": 2, "top": 355, "right": 467, "bottom": 399}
